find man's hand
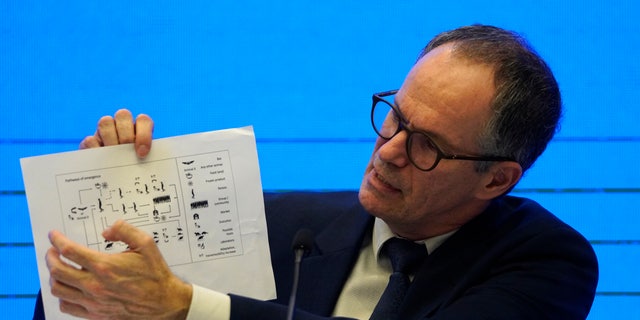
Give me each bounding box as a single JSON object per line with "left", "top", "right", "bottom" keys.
{"left": 79, "top": 109, "right": 154, "bottom": 159}
{"left": 46, "top": 220, "right": 192, "bottom": 319}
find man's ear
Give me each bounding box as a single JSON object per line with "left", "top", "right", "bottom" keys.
{"left": 476, "top": 162, "right": 523, "bottom": 200}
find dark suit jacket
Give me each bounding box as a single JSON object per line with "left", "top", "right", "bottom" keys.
{"left": 34, "top": 191, "right": 598, "bottom": 320}
{"left": 230, "top": 191, "right": 598, "bottom": 320}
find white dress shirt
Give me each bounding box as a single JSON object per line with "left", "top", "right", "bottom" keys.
{"left": 332, "top": 218, "right": 455, "bottom": 319}
{"left": 185, "top": 218, "right": 455, "bottom": 320}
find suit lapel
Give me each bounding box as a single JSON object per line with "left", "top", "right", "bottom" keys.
{"left": 399, "top": 198, "right": 513, "bottom": 318}
{"left": 296, "top": 202, "right": 374, "bottom": 316}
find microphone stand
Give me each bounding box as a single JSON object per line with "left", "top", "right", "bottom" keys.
{"left": 286, "top": 247, "right": 305, "bottom": 320}
{"left": 286, "top": 229, "right": 313, "bottom": 320}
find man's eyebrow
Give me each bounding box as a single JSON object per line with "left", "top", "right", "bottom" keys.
{"left": 393, "top": 98, "right": 456, "bottom": 151}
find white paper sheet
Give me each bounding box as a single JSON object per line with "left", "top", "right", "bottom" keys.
{"left": 20, "top": 126, "right": 275, "bottom": 319}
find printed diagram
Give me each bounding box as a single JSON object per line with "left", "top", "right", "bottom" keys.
{"left": 56, "top": 151, "right": 243, "bottom": 266}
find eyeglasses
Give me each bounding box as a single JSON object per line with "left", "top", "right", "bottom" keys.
{"left": 371, "top": 90, "right": 516, "bottom": 171}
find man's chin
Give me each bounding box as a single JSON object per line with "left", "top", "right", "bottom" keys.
{"left": 358, "top": 183, "right": 375, "bottom": 212}
{"left": 358, "top": 186, "right": 390, "bottom": 217}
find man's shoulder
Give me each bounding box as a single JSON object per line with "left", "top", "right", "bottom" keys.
{"left": 261, "top": 190, "right": 368, "bottom": 242}
{"left": 263, "top": 190, "right": 362, "bottom": 221}
{"left": 264, "top": 190, "right": 360, "bottom": 206}
{"left": 472, "top": 195, "right": 595, "bottom": 255}
{"left": 494, "top": 195, "right": 576, "bottom": 233}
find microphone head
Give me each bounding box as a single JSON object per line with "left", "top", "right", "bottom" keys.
{"left": 291, "top": 228, "right": 314, "bottom": 253}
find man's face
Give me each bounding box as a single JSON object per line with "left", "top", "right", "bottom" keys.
{"left": 358, "top": 43, "right": 497, "bottom": 239}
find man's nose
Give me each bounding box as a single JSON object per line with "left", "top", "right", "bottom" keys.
{"left": 377, "top": 131, "right": 410, "bottom": 168}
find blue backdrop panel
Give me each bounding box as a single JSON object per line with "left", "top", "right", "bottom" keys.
{"left": 1, "top": 1, "right": 638, "bottom": 318}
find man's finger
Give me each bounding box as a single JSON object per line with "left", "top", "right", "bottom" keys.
{"left": 96, "top": 115, "right": 119, "bottom": 146}
{"left": 114, "top": 109, "right": 135, "bottom": 144}
{"left": 50, "top": 276, "right": 84, "bottom": 303}
{"left": 48, "top": 230, "right": 101, "bottom": 271}
{"left": 102, "top": 220, "right": 155, "bottom": 253}
{"left": 134, "top": 113, "right": 154, "bottom": 158}
{"left": 59, "top": 299, "right": 91, "bottom": 319}
{"left": 79, "top": 135, "right": 102, "bottom": 150}
{"left": 45, "top": 246, "right": 92, "bottom": 301}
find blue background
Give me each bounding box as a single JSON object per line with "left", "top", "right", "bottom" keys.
{"left": 1, "top": 1, "right": 638, "bottom": 318}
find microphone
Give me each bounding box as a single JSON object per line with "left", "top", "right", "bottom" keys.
{"left": 286, "top": 228, "right": 314, "bottom": 320}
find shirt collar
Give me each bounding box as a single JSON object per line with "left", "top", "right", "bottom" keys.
{"left": 372, "top": 217, "right": 457, "bottom": 259}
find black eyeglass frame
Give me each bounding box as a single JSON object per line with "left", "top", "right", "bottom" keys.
{"left": 371, "top": 89, "right": 517, "bottom": 171}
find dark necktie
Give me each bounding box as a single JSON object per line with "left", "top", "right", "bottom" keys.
{"left": 369, "top": 237, "right": 428, "bottom": 320}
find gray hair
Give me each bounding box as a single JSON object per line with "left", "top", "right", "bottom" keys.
{"left": 419, "top": 25, "right": 562, "bottom": 173}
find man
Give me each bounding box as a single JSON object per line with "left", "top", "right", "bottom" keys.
{"left": 36, "top": 24, "right": 598, "bottom": 319}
